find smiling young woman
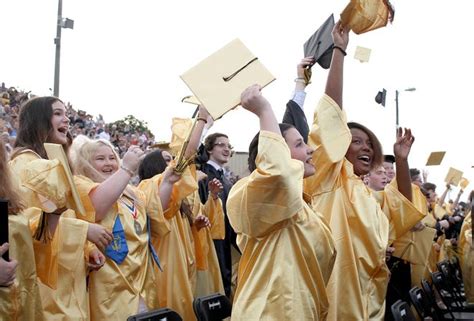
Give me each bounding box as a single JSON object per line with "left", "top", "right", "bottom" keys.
{"left": 9, "top": 96, "right": 111, "bottom": 320}
{"left": 301, "top": 21, "right": 425, "bottom": 321}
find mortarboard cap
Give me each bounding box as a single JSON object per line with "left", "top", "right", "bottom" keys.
{"left": 354, "top": 46, "right": 371, "bottom": 62}
{"left": 445, "top": 167, "right": 463, "bottom": 186}
{"left": 384, "top": 154, "right": 395, "bottom": 163}
{"left": 375, "top": 89, "right": 387, "bottom": 106}
{"left": 304, "top": 14, "right": 335, "bottom": 69}
{"left": 180, "top": 38, "right": 275, "bottom": 120}
{"left": 150, "top": 141, "right": 171, "bottom": 151}
{"left": 426, "top": 151, "right": 446, "bottom": 166}
{"left": 460, "top": 177, "right": 470, "bottom": 190}
{"left": 44, "top": 143, "right": 86, "bottom": 217}
{"left": 392, "top": 227, "right": 436, "bottom": 265}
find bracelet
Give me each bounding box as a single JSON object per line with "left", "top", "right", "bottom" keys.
{"left": 294, "top": 77, "right": 306, "bottom": 84}
{"left": 120, "top": 164, "right": 134, "bottom": 177}
{"left": 197, "top": 117, "right": 207, "bottom": 124}
{"left": 333, "top": 46, "right": 347, "bottom": 56}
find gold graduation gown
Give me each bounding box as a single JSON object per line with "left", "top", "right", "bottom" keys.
{"left": 0, "top": 215, "right": 44, "bottom": 321}
{"left": 459, "top": 213, "right": 473, "bottom": 303}
{"left": 390, "top": 184, "right": 435, "bottom": 287}
{"left": 9, "top": 150, "right": 92, "bottom": 321}
{"left": 304, "top": 95, "right": 425, "bottom": 321}
{"left": 138, "top": 167, "right": 198, "bottom": 321}
{"left": 227, "top": 131, "right": 336, "bottom": 321}
{"left": 74, "top": 175, "right": 159, "bottom": 320}
{"left": 187, "top": 190, "right": 225, "bottom": 297}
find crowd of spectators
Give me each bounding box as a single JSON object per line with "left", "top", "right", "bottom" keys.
{"left": 0, "top": 82, "right": 156, "bottom": 158}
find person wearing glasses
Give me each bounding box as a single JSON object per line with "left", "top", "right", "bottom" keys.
{"left": 198, "top": 133, "right": 236, "bottom": 298}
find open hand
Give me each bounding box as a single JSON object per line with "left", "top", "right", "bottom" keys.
{"left": 394, "top": 127, "right": 415, "bottom": 160}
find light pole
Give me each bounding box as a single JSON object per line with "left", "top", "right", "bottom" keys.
{"left": 53, "top": 0, "right": 74, "bottom": 97}
{"left": 395, "top": 87, "right": 416, "bottom": 128}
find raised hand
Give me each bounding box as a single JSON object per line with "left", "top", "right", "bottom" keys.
{"left": 332, "top": 20, "right": 350, "bottom": 50}
{"left": 394, "top": 127, "right": 415, "bottom": 160}
{"left": 241, "top": 84, "right": 272, "bottom": 116}
{"left": 163, "top": 165, "right": 182, "bottom": 184}
{"left": 122, "top": 145, "right": 145, "bottom": 175}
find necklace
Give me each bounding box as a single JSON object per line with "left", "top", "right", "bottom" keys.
{"left": 120, "top": 195, "right": 142, "bottom": 234}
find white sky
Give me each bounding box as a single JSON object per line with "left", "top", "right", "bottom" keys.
{"left": 2, "top": 0, "right": 474, "bottom": 200}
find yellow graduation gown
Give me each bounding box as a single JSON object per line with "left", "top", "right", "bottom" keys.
{"left": 74, "top": 175, "right": 159, "bottom": 320}
{"left": 227, "top": 131, "right": 336, "bottom": 321}
{"left": 459, "top": 213, "right": 473, "bottom": 303}
{"left": 9, "top": 150, "right": 92, "bottom": 321}
{"left": 138, "top": 167, "right": 198, "bottom": 321}
{"left": 304, "top": 94, "right": 425, "bottom": 321}
{"left": 390, "top": 184, "right": 435, "bottom": 287}
{"left": 0, "top": 215, "right": 44, "bottom": 321}
{"left": 187, "top": 190, "right": 225, "bottom": 297}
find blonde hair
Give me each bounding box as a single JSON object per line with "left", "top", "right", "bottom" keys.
{"left": 71, "top": 136, "right": 139, "bottom": 202}
{"left": 72, "top": 136, "right": 120, "bottom": 183}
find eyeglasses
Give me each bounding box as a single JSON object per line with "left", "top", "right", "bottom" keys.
{"left": 214, "top": 142, "right": 233, "bottom": 150}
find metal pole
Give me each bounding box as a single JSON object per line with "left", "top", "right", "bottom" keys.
{"left": 53, "top": 0, "right": 62, "bottom": 97}
{"left": 395, "top": 89, "right": 399, "bottom": 129}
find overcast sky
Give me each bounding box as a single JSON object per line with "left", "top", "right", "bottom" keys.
{"left": 2, "top": 0, "right": 473, "bottom": 200}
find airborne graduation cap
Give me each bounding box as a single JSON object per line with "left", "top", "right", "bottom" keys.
{"left": 426, "top": 151, "right": 446, "bottom": 166}
{"left": 304, "top": 14, "right": 335, "bottom": 69}
{"left": 180, "top": 38, "right": 275, "bottom": 120}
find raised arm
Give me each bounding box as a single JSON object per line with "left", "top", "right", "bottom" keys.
{"left": 184, "top": 106, "right": 211, "bottom": 159}
{"left": 437, "top": 184, "right": 451, "bottom": 207}
{"left": 394, "top": 128, "right": 415, "bottom": 202}
{"left": 89, "top": 145, "right": 144, "bottom": 221}
{"left": 282, "top": 57, "right": 313, "bottom": 142}
{"left": 325, "top": 20, "right": 349, "bottom": 109}
{"left": 241, "top": 84, "right": 280, "bottom": 135}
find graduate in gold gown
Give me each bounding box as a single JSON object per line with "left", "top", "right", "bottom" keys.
{"left": 303, "top": 21, "right": 425, "bottom": 321}
{"left": 72, "top": 138, "right": 164, "bottom": 320}
{"left": 9, "top": 97, "right": 110, "bottom": 321}
{"left": 459, "top": 209, "right": 473, "bottom": 303}
{"left": 0, "top": 140, "right": 44, "bottom": 321}
{"left": 227, "top": 85, "right": 336, "bottom": 320}
{"left": 137, "top": 106, "right": 213, "bottom": 321}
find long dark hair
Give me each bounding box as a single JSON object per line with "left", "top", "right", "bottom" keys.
{"left": 138, "top": 149, "right": 168, "bottom": 181}
{"left": 248, "top": 123, "right": 295, "bottom": 172}
{"left": 13, "top": 96, "right": 72, "bottom": 159}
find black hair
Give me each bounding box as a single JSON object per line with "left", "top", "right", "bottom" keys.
{"left": 347, "top": 122, "right": 383, "bottom": 171}
{"left": 247, "top": 123, "right": 295, "bottom": 172}
{"left": 138, "top": 149, "right": 168, "bottom": 181}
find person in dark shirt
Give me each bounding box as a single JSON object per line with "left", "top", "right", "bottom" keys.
{"left": 198, "top": 132, "right": 236, "bottom": 297}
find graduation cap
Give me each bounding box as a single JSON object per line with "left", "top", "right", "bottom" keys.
{"left": 354, "top": 46, "right": 371, "bottom": 62}
{"left": 445, "top": 167, "right": 463, "bottom": 186}
{"left": 375, "top": 89, "right": 387, "bottom": 106}
{"left": 425, "top": 151, "right": 446, "bottom": 166}
{"left": 304, "top": 14, "right": 335, "bottom": 70}
{"left": 460, "top": 177, "right": 469, "bottom": 190}
{"left": 180, "top": 38, "right": 275, "bottom": 120}
{"left": 384, "top": 154, "right": 395, "bottom": 163}
{"left": 392, "top": 227, "right": 436, "bottom": 265}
